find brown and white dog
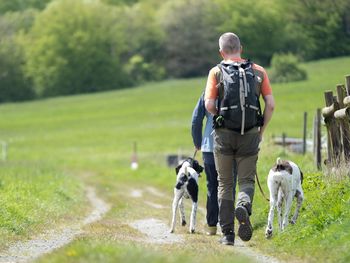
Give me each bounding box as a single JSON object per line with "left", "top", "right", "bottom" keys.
{"left": 265, "top": 158, "right": 304, "bottom": 238}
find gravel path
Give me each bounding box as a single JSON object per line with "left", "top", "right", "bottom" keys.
{"left": 0, "top": 187, "right": 110, "bottom": 263}
{"left": 129, "top": 186, "right": 283, "bottom": 263}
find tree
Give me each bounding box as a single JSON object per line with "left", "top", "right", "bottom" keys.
{"left": 215, "top": 0, "right": 286, "bottom": 65}
{"left": 159, "top": 0, "right": 221, "bottom": 78}
{"left": 23, "top": 0, "right": 129, "bottom": 97}
{"left": 0, "top": 0, "right": 52, "bottom": 14}
{"left": 282, "top": 0, "right": 350, "bottom": 60}
{"left": 0, "top": 10, "right": 37, "bottom": 102}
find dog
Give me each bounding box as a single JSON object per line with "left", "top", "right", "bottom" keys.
{"left": 169, "top": 158, "right": 203, "bottom": 234}
{"left": 265, "top": 158, "right": 304, "bottom": 238}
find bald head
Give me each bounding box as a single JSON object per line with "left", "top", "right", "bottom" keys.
{"left": 219, "top": 32, "right": 241, "bottom": 54}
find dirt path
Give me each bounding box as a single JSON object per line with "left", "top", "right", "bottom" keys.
{"left": 0, "top": 187, "right": 110, "bottom": 263}
{"left": 128, "top": 186, "right": 282, "bottom": 263}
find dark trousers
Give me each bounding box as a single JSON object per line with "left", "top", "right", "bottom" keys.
{"left": 203, "top": 152, "right": 237, "bottom": 227}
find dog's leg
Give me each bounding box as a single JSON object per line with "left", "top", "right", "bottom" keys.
{"left": 170, "top": 189, "right": 183, "bottom": 233}
{"left": 187, "top": 178, "right": 198, "bottom": 234}
{"left": 265, "top": 182, "right": 278, "bottom": 238}
{"left": 291, "top": 187, "right": 304, "bottom": 224}
{"left": 189, "top": 202, "right": 198, "bottom": 233}
{"left": 178, "top": 197, "right": 186, "bottom": 226}
{"left": 277, "top": 188, "right": 284, "bottom": 231}
{"left": 282, "top": 192, "right": 293, "bottom": 230}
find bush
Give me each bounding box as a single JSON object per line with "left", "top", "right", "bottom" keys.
{"left": 269, "top": 53, "right": 307, "bottom": 83}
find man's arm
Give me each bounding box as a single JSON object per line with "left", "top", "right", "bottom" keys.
{"left": 191, "top": 95, "right": 206, "bottom": 150}
{"left": 205, "top": 99, "right": 217, "bottom": 115}
{"left": 260, "top": 94, "right": 275, "bottom": 139}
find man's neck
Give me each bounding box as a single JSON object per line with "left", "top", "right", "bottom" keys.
{"left": 223, "top": 52, "right": 241, "bottom": 60}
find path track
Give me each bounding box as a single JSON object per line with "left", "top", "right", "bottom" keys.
{"left": 0, "top": 187, "right": 110, "bottom": 263}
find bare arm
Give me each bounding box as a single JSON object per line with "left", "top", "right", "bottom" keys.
{"left": 205, "top": 99, "right": 217, "bottom": 116}
{"left": 260, "top": 94, "right": 275, "bottom": 139}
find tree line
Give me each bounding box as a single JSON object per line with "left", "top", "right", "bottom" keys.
{"left": 0, "top": 0, "right": 349, "bottom": 102}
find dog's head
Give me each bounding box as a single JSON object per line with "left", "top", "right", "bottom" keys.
{"left": 272, "top": 158, "right": 293, "bottom": 174}
{"left": 175, "top": 158, "right": 204, "bottom": 175}
{"left": 272, "top": 158, "right": 303, "bottom": 184}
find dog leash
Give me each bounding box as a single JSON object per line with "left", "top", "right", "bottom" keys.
{"left": 192, "top": 149, "right": 198, "bottom": 161}
{"left": 255, "top": 172, "right": 270, "bottom": 202}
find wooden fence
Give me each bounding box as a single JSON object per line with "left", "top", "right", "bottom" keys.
{"left": 319, "top": 75, "right": 350, "bottom": 168}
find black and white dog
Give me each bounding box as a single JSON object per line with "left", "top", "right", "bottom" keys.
{"left": 265, "top": 158, "right": 304, "bottom": 238}
{"left": 170, "top": 158, "right": 203, "bottom": 234}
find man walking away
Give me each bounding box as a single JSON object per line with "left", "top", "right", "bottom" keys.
{"left": 192, "top": 92, "right": 237, "bottom": 236}
{"left": 205, "top": 32, "right": 275, "bottom": 245}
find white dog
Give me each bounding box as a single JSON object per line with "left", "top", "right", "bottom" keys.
{"left": 170, "top": 158, "right": 203, "bottom": 234}
{"left": 265, "top": 158, "right": 304, "bottom": 238}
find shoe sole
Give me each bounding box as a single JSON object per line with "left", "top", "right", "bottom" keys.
{"left": 235, "top": 206, "right": 253, "bottom": 241}
{"left": 219, "top": 239, "right": 234, "bottom": 246}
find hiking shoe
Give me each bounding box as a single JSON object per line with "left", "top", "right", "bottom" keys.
{"left": 205, "top": 225, "right": 217, "bottom": 236}
{"left": 219, "top": 231, "right": 235, "bottom": 246}
{"left": 235, "top": 206, "right": 253, "bottom": 241}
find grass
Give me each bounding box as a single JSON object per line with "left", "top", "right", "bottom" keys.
{"left": 0, "top": 56, "right": 350, "bottom": 261}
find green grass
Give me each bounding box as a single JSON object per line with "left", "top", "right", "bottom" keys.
{"left": 0, "top": 56, "right": 350, "bottom": 262}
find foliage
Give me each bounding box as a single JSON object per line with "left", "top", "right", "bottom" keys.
{"left": 281, "top": 0, "right": 350, "bottom": 60}
{"left": 0, "top": 10, "right": 37, "bottom": 102}
{"left": 269, "top": 53, "right": 307, "bottom": 83}
{"left": 215, "top": 0, "right": 286, "bottom": 65}
{"left": 0, "top": 0, "right": 51, "bottom": 13}
{"left": 1, "top": 0, "right": 350, "bottom": 101}
{"left": 23, "top": 0, "right": 129, "bottom": 97}
{"left": 159, "top": 0, "right": 221, "bottom": 78}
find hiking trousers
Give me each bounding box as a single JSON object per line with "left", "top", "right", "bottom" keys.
{"left": 213, "top": 127, "right": 260, "bottom": 233}
{"left": 203, "top": 152, "right": 237, "bottom": 227}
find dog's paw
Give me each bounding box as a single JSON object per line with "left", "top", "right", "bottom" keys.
{"left": 265, "top": 228, "right": 273, "bottom": 239}
{"left": 181, "top": 220, "right": 187, "bottom": 226}
{"left": 290, "top": 219, "right": 296, "bottom": 225}
{"left": 190, "top": 229, "right": 195, "bottom": 234}
{"left": 169, "top": 229, "right": 175, "bottom": 234}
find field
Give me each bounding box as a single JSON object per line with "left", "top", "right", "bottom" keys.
{"left": 0, "top": 56, "right": 350, "bottom": 262}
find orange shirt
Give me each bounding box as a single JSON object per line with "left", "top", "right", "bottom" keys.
{"left": 204, "top": 58, "right": 272, "bottom": 101}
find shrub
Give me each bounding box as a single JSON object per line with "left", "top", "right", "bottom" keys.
{"left": 269, "top": 53, "right": 307, "bottom": 83}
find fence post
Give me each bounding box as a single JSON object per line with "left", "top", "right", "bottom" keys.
{"left": 1, "top": 141, "right": 7, "bottom": 161}
{"left": 323, "top": 91, "right": 342, "bottom": 166}
{"left": 346, "top": 75, "right": 350, "bottom": 95}
{"left": 336, "top": 84, "right": 350, "bottom": 161}
{"left": 303, "top": 112, "right": 307, "bottom": 154}
{"left": 314, "top": 109, "right": 322, "bottom": 170}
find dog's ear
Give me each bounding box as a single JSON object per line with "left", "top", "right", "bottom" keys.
{"left": 175, "top": 164, "right": 181, "bottom": 175}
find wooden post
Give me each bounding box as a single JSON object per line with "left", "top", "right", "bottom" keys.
{"left": 336, "top": 84, "right": 350, "bottom": 161}
{"left": 314, "top": 109, "right": 322, "bottom": 170}
{"left": 345, "top": 75, "right": 350, "bottom": 96}
{"left": 131, "top": 141, "right": 138, "bottom": 170}
{"left": 1, "top": 141, "right": 7, "bottom": 161}
{"left": 282, "top": 132, "right": 286, "bottom": 152}
{"left": 323, "top": 91, "right": 342, "bottom": 166}
{"left": 303, "top": 112, "right": 307, "bottom": 154}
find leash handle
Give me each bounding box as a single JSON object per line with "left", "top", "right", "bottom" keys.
{"left": 255, "top": 172, "right": 270, "bottom": 202}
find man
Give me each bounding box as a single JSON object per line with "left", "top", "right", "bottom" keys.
{"left": 191, "top": 92, "right": 237, "bottom": 236}
{"left": 204, "top": 32, "right": 275, "bottom": 245}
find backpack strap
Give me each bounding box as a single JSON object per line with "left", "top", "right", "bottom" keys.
{"left": 215, "top": 64, "right": 224, "bottom": 114}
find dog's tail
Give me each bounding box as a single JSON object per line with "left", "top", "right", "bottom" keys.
{"left": 276, "top": 157, "right": 283, "bottom": 165}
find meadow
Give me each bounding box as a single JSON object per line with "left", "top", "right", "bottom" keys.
{"left": 0, "top": 56, "right": 350, "bottom": 262}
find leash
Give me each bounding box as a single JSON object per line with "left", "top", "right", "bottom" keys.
{"left": 255, "top": 172, "right": 270, "bottom": 202}
{"left": 192, "top": 149, "right": 198, "bottom": 160}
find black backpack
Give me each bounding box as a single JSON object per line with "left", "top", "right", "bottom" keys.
{"left": 215, "top": 60, "right": 263, "bottom": 134}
